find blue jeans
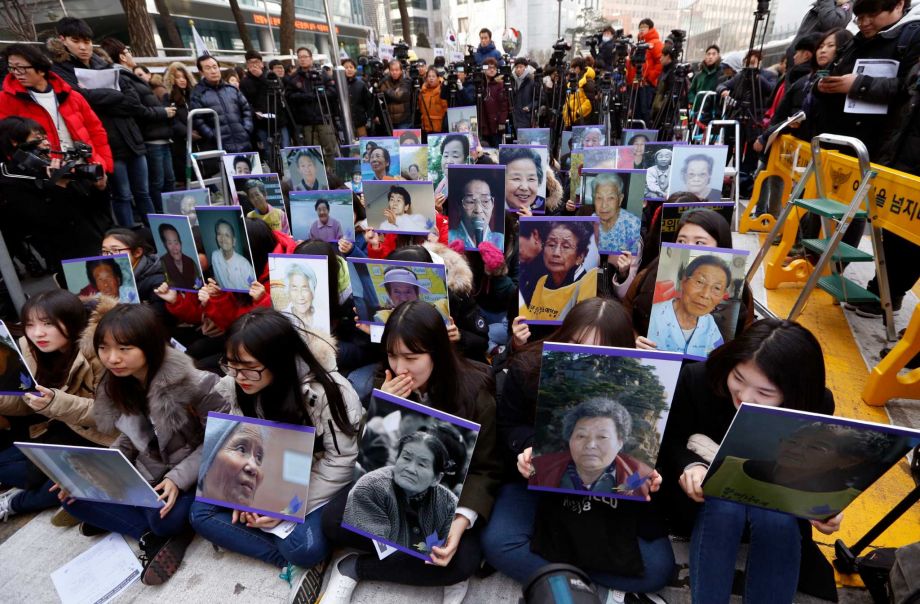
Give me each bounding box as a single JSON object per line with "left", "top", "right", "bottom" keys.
{"left": 63, "top": 490, "right": 194, "bottom": 540}
{"left": 190, "top": 501, "right": 329, "bottom": 569}
{"left": 0, "top": 446, "right": 58, "bottom": 513}
{"left": 146, "top": 143, "right": 176, "bottom": 214}
{"left": 346, "top": 362, "right": 379, "bottom": 408}
{"left": 690, "top": 498, "right": 802, "bottom": 604}
{"left": 481, "top": 483, "right": 675, "bottom": 593}
{"left": 111, "top": 154, "right": 155, "bottom": 226}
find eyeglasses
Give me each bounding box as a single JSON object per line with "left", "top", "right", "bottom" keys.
{"left": 8, "top": 65, "right": 34, "bottom": 75}
{"left": 461, "top": 195, "right": 494, "bottom": 207}
{"left": 219, "top": 360, "right": 268, "bottom": 380}
{"left": 101, "top": 247, "right": 131, "bottom": 256}
{"left": 685, "top": 276, "right": 725, "bottom": 297}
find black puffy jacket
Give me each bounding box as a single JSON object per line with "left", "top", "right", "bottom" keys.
{"left": 285, "top": 68, "right": 339, "bottom": 127}
{"left": 117, "top": 65, "right": 171, "bottom": 142}
{"left": 346, "top": 75, "right": 374, "bottom": 127}
{"left": 190, "top": 79, "right": 253, "bottom": 153}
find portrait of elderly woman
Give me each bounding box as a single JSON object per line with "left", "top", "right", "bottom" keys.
{"left": 447, "top": 166, "right": 506, "bottom": 250}
{"left": 287, "top": 148, "right": 327, "bottom": 191}
{"left": 198, "top": 418, "right": 267, "bottom": 508}
{"left": 155, "top": 221, "right": 202, "bottom": 291}
{"left": 531, "top": 398, "right": 654, "bottom": 498}
{"left": 343, "top": 431, "right": 458, "bottom": 553}
{"left": 647, "top": 251, "right": 736, "bottom": 358}
{"left": 68, "top": 256, "right": 139, "bottom": 303}
{"left": 519, "top": 218, "right": 600, "bottom": 323}
{"left": 669, "top": 147, "right": 728, "bottom": 201}
{"left": 584, "top": 172, "right": 641, "bottom": 255}
{"left": 499, "top": 146, "right": 546, "bottom": 213}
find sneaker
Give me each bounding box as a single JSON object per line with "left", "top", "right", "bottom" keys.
{"left": 625, "top": 593, "right": 668, "bottom": 604}
{"left": 79, "top": 522, "right": 109, "bottom": 537}
{"left": 844, "top": 298, "right": 903, "bottom": 318}
{"left": 0, "top": 488, "right": 23, "bottom": 521}
{"left": 51, "top": 507, "right": 80, "bottom": 527}
{"left": 138, "top": 531, "right": 193, "bottom": 585}
{"left": 288, "top": 559, "right": 327, "bottom": 604}
{"left": 443, "top": 579, "right": 469, "bottom": 604}
{"left": 317, "top": 554, "right": 358, "bottom": 604}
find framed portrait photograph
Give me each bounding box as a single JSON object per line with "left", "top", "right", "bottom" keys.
{"left": 0, "top": 320, "right": 37, "bottom": 396}
{"left": 147, "top": 214, "right": 205, "bottom": 292}
{"left": 517, "top": 216, "right": 601, "bottom": 325}
{"left": 394, "top": 129, "right": 422, "bottom": 146}
{"left": 620, "top": 128, "right": 658, "bottom": 145}
{"left": 447, "top": 105, "right": 478, "bottom": 135}
{"left": 290, "top": 190, "right": 355, "bottom": 242}
{"left": 668, "top": 145, "right": 729, "bottom": 201}
{"left": 334, "top": 157, "right": 363, "bottom": 194}
{"left": 341, "top": 144, "right": 361, "bottom": 158}
{"left": 196, "top": 206, "right": 257, "bottom": 293}
{"left": 363, "top": 180, "right": 436, "bottom": 236}
{"left": 232, "top": 173, "right": 291, "bottom": 235}
{"left": 427, "top": 133, "right": 472, "bottom": 193}
{"left": 399, "top": 145, "right": 429, "bottom": 181}
{"left": 499, "top": 145, "right": 548, "bottom": 214}
{"left": 342, "top": 389, "right": 481, "bottom": 561}
{"left": 530, "top": 343, "right": 683, "bottom": 500}
{"left": 15, "top": 442, "right": 163, "bottom": 508}
{"left": 704, "top": 404, "right": 920, "bottom": 520}
{"left": 360, "top": 137, "right": 401, "bottom": 181}
{"left": 516, "top": 128, "right": 550, "bottom": 146}
{"left": 571, "top": 125, "right": 606, "bottom": 149}
{"left": 61, "top": 254, "right": 139, "bottom": 304}
{"left": 162, "top": 188, "right": 209, "bottom": 227}
{"left": 579, "top": 169, "right": 645, "bottom": 255}
{"left": 647, "top": 242, "right": 750, "bottom": 360}
{"left": 196, "top": 412, "right": 317, "bottom": 522}
{"left": 223, "top": 151, "right": 264, "bottom": 203}
{"left": 568, "top": 147, "right": 621, "bottom": 202}
{"left": 447, "top": 165, "right": 506, "bottom": 251}
{"left": 281, "top": 146, "right": 328, "bottom": 192}
{"left": 268, "top": 253, "right": 331, "bottom": 334}
{"left": 660, "top": 202, "right": 735, "bottom": 243}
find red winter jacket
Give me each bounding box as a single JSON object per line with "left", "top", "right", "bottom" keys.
{"left": 0, "top": 72, "right": 113, "bottom": 172}
{"left": 167, "top": 230, "right": 298, "bottom": 330}
{"left": 626, "top": 28, "right": 664, "bottom": 88}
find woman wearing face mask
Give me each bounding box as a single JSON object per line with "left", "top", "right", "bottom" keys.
{"left": 657, "top": 319, "right": 841, "bottom": 602}
{"left": 320, "top": 301, "right": 499, "bottom": 604}
{"left": 482, "top": 298, "right": 674, "bottom": 602}
{"left": 0, "top": 291, "right": 116, "bottom": 523}
{"left": 59, "top": 303, "right": 228, "bottom": 585}
{"left": 190, "top": 308, "right": 362, "bottom": 604}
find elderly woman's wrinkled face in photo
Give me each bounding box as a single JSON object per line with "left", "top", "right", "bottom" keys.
{"left": 441, "top": 139, "right": 466, "bottom": 167}
{"left": 92, "top": 264, "right": 121, "bottom": 298}
{"left": 180, "top": 195, "right": 197, "bottom": 216}
{"left": 316, "top": 202, "right": 330, "bottom": 224}
{"left": 505, "top": 158, "right": 539, "bottom": 210}
{"left": 679, "top": 263, "right": 728, "bottom": 318}
{"left": 543, "top": 225, "right": 584, "bottom": 284}
{"left": 247, "top": 186, "right": 269, "bottom": 212}
{"left": 392, "top": 440, "right": 441, "bottom": 496}
{"left": 632, "top": 137, "right": 646, "bottom": 157}
{"left": 288, "top": 272, "right": 314, "bottom": 315}
{"left": 206, "top": 424, "right": 265, "bottom": 505}
{"left": 569, "top": 416, "right": 623, "bottom": 478}
{"left": 386, "top": 282, "right": 420, "bottom": 306}
{"left": 582, "top": 130, "right": 602, "bottom": 148}
{"left": 593, "top": 183, "right": 623, "bottom": 225}
{"left": 298, "top": 155, "right": 317, "bottom": 183}
{"left": 370, "top": 148, "right": 388, "bottom": 175}
{"left": 683, "top": 159, "right": 713, "bottom": 196}
{"left": 216, "top": 223, "right": 236, "bottom": 254}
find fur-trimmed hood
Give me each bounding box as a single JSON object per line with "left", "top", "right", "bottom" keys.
{"left": 423, "top": 241, "right": 474, "bottom": 295}
{"left": 544, "top": 166, "right": 564, "bottom": 212}
{"left": 46, "top": 37, "right": 113, "bottom": 68}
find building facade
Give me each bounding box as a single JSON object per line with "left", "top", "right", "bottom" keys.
{"left": 682, "top": 0, "right": 759, "bottom": 60}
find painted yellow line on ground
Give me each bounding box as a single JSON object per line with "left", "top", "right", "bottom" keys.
{"left": 765, "top": 283, "right": 920, "bottom": 587}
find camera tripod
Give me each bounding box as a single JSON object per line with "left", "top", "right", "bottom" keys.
{"left": 265, "top": 78, "right": 303, "bottom": 174}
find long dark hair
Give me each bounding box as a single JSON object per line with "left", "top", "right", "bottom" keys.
{"left": 706, "top": 318, "right": 826, "bottom": 412}
{"left": 294, "top": 240, "right": 341, "bottom": 311}
{"left": 93, "top": 304, "right": 168, "bottom": 415}
{"left": 224, "top": 308, "right": 356, "bottom": 436}
{"left": 244, "top": 218, "right": 276, "bottom": 275}
{"left": 381, "top": 301, "right": 491, "bottom": 419}
{"left": 21, "top": 290, "right": 88, "bottom": 388}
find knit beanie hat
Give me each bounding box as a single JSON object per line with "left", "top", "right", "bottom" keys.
{"left": 197, "top": 415, "right": 239, "bottom": 490}
{"left": 478, "top": 241, "right": 506, "bottom": 273}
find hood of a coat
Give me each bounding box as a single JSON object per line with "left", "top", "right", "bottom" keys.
{"left": 423, "top": 241, "right": 474, "bottom": 295}
{"left": 511, "top": 65, "right": 535, "bottom": 86}
{"left": 46, "top": 37, "right": 112, "bottom": 69}
{"left": 543, "top": 166, "right": 564, "bottom": 212}
{"left": 578, "top": 66, "right": 596, "bottom": 88}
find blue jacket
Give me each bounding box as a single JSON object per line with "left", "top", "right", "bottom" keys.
{"left": 474, "top": 42, "right": 503, "bottom": 66}
{"left": 190, "top": 80, "right": 253, "bottom": 153}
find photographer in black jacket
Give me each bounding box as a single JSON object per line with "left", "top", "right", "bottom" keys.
{"left": 592, "top": 25, "right": 619, "bottom": 72}
{"left": 286, "top": 47, "right": 339, "bottom": 169}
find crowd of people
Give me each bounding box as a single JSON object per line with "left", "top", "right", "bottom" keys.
{"left": 0, "top": 2, "right": 917, "bottom": 603}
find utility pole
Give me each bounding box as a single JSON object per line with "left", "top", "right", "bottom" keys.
{"left": 320, "top": 0, "right": 355, "bottom": 143}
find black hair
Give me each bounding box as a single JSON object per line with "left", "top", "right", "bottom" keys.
{"left": 706, "top": 319, "right": 827, "bottom": 412}
{"left": 396, "top": 431, "right": 452, "bottom": 475}
{"left": 224, "top": 308, "right": 356, "bottom": 436}
{"left": 296, "top": 47, "right": 312, "bottom": 57}
{"left": 245, "top": 50, "right": 263, "bottom": 62}
{"left": 56, "top": 16, "right": 94, "bottom": 40}
{"left": 104, "top": 227, "right": 152, "bottom": 256}
{"left": 269, "top": 59, "right": 283, "bottom": 69}
{"left": 706, "top": 44, "right": 721, "bottom": 54}
{"left": 314, "top": 198, "right": 330, "bottom": 211}
{"left": 499, "top": 146, "right": 545, "bottom": 184}
{"left": 3, "top": 44, "right": 53, "bottom": 77}
{"left": 369, "top": 145, "right": 391, "bottom": 172}
{"left": 441, "top": 133, "right": 470, "bottom": 158}
{"left": 639, "top": 18, "right": 654, "bottom": 29}
{"left": 85, "top": 258, "right": 123, "bottom": 289}
{"left": 853, "top": 0, "right": 906, "bottom": 15}
{"left": 677, "top": 207, "right": 732, "bottom": 248}
{"left": 681, "top": 254, "right": 732, "bottom": 289}
{"left": 94, "top": 304, "right": 168, "bottom": 415}
{"left": 196, "top": 54, "right": 218, "bottom": 72}
{"left": 627, "top": 134, "right": 649, "bottom": 145}
{"left": 243, "top": 218, "right": 274, "bottom": 275}
{"left": 381, "top": 301, "right": 492, "bottom": 419}
{"left": 157, "top": 222, "right": 181, "bottom": 246}
{"left": 21, "top": 290, "right": 88, "bottom": 388}
{"left": 0, "top": 117, "right": 46, "bottom": 160}
{"left": 234, "top": 155, "right": 253, "bottom": 170}
{"left": 134, "top": 65, "right": 151, "bottom": 75}
{"left": 341, "top": 58, "right": 356, "bottom": 68}
{"left": 399, "top": 131, "right": 421, "bottom": 145}
{"left": 547, "top": 220, "right": 592, "bottom": 257}
{"left": 98, "top": 38, "right": 127, "bottom": 64}
{"left": 479, "top": 28, "right": 493, "bottom": 39}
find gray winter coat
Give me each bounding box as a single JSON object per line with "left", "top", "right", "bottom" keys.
{"left": 190, "top": 80, "right": 253, "bottom": 153}
{"left": 93, "top": 347, "right": 229, "bottom": 491}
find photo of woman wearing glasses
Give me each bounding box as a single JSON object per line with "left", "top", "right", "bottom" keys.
{"left": 447, "top": 166, "right": 506, "bottom": 251}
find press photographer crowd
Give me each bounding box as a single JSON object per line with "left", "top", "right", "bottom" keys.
{"left": 0, "top": 2, "right": 919, "bottom": 604}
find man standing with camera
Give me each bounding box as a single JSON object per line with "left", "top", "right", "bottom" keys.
{"left": 441, "top": 65, "right": 477, "bottom": 107}
{"left": 286, "top": 47, "right": 339, "bottom": 167}
{"left": 592, "top": 26, "right": 619, "bottom": 72}
{"left": 241, "top": 50, "right": 287, "bottom": 159}
{"left": 378, "top": 59, "right": 413, "bottom": 131}
{"left": 626, "top": 18, "right": 664, "bottom": 124}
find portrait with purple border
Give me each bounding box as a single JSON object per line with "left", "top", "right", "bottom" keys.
{"left": 447, "top": 164, "right": 506, "bottom": 252}
{"left": 346, "top": 258, "right": 450, "bottom": 333}
{"left": 363, "top": 180, "right": 436, "bottom": 236}
{"left": 147, "top": 214, "right": 205, "bottom": 292}
{"left": 499, "top": 144, "right": 548, "bottom": 214}
{"left": 660, "top": 202, "right": 735, "bottom": 243}
{"left": 196, "top": 412, "right": 316, "bottom": 522}
{"left": 0, "top": 319, "right": 38, "bottom": 396}
{"left": 529, "top": 342, "right": 683, "bottom": 501}
{"left": 341, "top": 389, "right": 481, "bottom": 561}
{"left": 647, "top": 242, "right": 750, "bottom": 360}
{"left": 195, "top": 206, "right": 257, "bottom": 293}
{"left": 703, "top": 403, "right": 920, "bottom": 520}
{"left": 61, "top": 253, "right": 139, "bottom": 304}
{"left": 517, "top": 216, "right": 600, "bottom": 325}
{"left": 516, "top": 128, "right": 550, "bottom": 147}
{"left": 579, "top": 169, "right": 644, "bottom": 256}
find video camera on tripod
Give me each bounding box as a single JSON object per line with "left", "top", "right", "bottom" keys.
{"left": 358, "top": 55, "right": 386, "bottom": 89}
{"left": 2, "top": 141, "right": 104, "bottom": 194}
{"left": 549, "top": 39, "right": 571, "bottom": 68}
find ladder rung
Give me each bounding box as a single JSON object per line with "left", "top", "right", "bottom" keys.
{"left": 792, "top": 198, "right": 868, "bottom": 219}
{"left": 801, "top": 239, "right": 875, "bottom": 262}
{"left": 816, "top": 275, "right": 878, "bottom": 303}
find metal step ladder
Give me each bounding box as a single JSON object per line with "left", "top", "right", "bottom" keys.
{"left": 745, "top": 133, "right": 896, "bottom": 339}
{"left": 186, "top": 108, "right": 229, "bottom": 204}
{"left": 704, "top": 119, "right": 741, "bottom": 229}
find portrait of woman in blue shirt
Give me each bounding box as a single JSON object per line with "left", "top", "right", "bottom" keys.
{"left": 646, "top": 254, "right": 730, "bottom": 358}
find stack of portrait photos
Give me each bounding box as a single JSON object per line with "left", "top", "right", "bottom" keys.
{"left": 281, "top": 146, "right": 328, "bottom": 192}
{"left": 162, "top": 188, "right": 209, "bottom": 227}
{"left": 232, "top": 173, "right": 291, "bottom": 235}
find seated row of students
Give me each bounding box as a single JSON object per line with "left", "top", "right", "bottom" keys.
{"left": 0, "top": 208, "right": 842, "bottom": 604}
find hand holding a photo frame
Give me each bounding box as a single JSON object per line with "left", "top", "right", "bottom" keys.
{"left": 154, "top": 476, "right": 180, "bottom": 519}
{"left": 429, "top": 514, "right": 470, "bottom": 566}
{"left": 22, "top": 385, "right": 55, "bottom": 411}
